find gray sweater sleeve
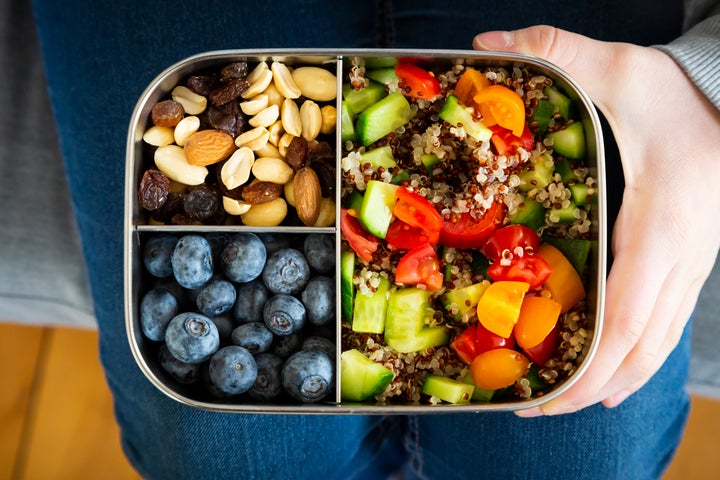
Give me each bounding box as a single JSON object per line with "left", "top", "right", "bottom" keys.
{"left": 655, "top": 0, "right": 720, "bottom": 108}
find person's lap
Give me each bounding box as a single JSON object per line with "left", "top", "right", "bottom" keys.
{"left": 31, "top": 1, "right": 689, "bottom": 478}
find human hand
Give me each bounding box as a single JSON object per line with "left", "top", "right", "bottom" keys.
{"left": 473, "top": 26, "right": 720, "bottom": 415}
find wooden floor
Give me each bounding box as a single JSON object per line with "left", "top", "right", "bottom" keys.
{"left": 1, "top": 322, "right": 719, "bottom": 480}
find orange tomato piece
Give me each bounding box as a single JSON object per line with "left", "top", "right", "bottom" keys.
{"left": 536, "top": 244, "right": 586, "bottom": 313}
{"left": 515, "top": 296, "right": 562, "bottom": 350}
{"left": 454, "top": 68, "right": 497, "bottom": 126}
{"left": 476, "top": 280, "right": 529, "bottom": 338}
{"left": 473, "top": 85, "right": 526, "bottom": 137}
{"left": 470, "top": 347, "right": 530, "bottom": 390}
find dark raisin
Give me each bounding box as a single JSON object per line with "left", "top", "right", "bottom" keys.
{"left": 205, "top": 101, "right": 247, "bottom": 137}
{"left": 285, "top": 136, "right": 308, "bottom": 170}
{"left": 183, "top": 185, "right": 220, "bottom": 221}
{"left": 151, "top": 191, "right": 185, "bottom": 223}
{"left": 307, "top": 141, "right": 336, "bottom": 198}
{"left": 220, "top": 61, "right": 249, "bottom": 82}
{"left": 151, "top": 100, "right": 185, "bottom": 127}
{"left": 186, "top": 74, "right": 219, "bottom": 96}
{"left": 242, "top": 181, "right": 283, "bottom": 205}
{"left": 209, "top": 78, "right": 249, "bottom": 106}
{"left": 138, "top": 169, "right": 170, "bottom": 211}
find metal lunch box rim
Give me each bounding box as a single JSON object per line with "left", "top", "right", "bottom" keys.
{"left": 124, "top": 48, "right": 606, "bottom": 414}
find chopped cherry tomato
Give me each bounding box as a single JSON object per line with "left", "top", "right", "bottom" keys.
{"left": 454, "top": 67, "right": 491, "bottom": 107}
{"left": 476, "top": 280, "right": 529, "bottom": 338}
{"left": 487, "top": 255, "right": 552, "bottom": 290}
{"left": 394, "top": 64, "right": 441, "bottom": 100}
{"left": 393, "top": 187, "right": 443, "bottom": 244}
{"left": 489, "top": 124, "right": 535, "bottom": 156}
{"left": 515, "top": 296, "right": 562, "bottom": 364}
{"left": 395, "top": 242, "right": 444, "bottom": 292}
{"left": 481, "top": 225, "right": 542, "bottom": 262}
{"left": 523, "top": 321, "right": 560, "bottom": 365}
{"left": 473, "top": 85, "right": 526, "bottom": 137}
{"left": 438, "top": 202, "right": 505, "bottom": 249}
{"left": 450, "top": 323, "right": 479, "bottom": 364}
{"left": 475, "top": 320, "right": 516, "bottom": 354}
{"left": 340, "top": 208, "right": 379, "bottom": 263}
{"left": 385, "top": 220, "right": 432, "bottom": 250}
{"left": 470, "top": 348, "right": 530, "bottom": 391}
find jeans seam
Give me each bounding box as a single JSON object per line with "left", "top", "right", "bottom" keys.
{"left": 404, "top": 415, "right": 427, "bottom": 480}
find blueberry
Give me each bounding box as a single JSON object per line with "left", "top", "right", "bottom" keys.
{"left": 263, "top": 294, "right": 306, "bottom": 336}
{"left": 271, "top": 331, "right": 304, "bottom": 359}
{"left": 196, "top": 278, "right": 237, "bottom": 317}
{"left": 304, "top": 234, "right": 335, "bottom": 274}
{"left": 210, "top": 314, "right": 235, "bottom": 343}
{"left": 301, "top": 276, "right": 335, "bottom": 327}
{"left": 281, "top": 350, "right": 334, "bottom": 403}
{"left": 158, "top": 344, "right": 202, "bottom": 385}
{"left": 171, "top": 235, "right": 214, "bottom": 289}
{"left": 233, "top": 279, "right": 269, "bottom": 324}
{"left": 208, "top": 346, "right": 257, "bottom": 396}
{"left": 165, "top": 312, "right": 220, "bottom": 364}
{"left": 140, "top": 288, "right": 179, "bottom": 341}
{"left": 258, "top": 232, "right": 292, "bottom": 256}
{"left": 231, "top": 322, "right": 273, "bottom": 354}
{"left": 221, "top": 233, "right": 267, "bottom": 283}
{"left": 151, "top": 277, "right": 187, "bottom": 308}
{"left": 301, "top": 336, "right": 336, "bottom": 360}
{"left": 143, "top": 235, "right": 178, "bottom": 278}
{"left": 262, "top": 248, "right": 310, "bottom": 294}
{"left": 205, "top": 232, "right": 233, "bottom": 263}
{"left": 248, "top": 353, "right": 284, "bottom": 401}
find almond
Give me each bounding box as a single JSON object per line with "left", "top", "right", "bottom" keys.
{"left": 184, "top": 129, "right": 236, "bottom": 166}
{"left": 293, "top": 167, "right": 322, "bottom": 226}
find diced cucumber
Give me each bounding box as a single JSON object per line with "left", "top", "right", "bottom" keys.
{"left": 341, "top": 101, "right": 356, "bottom": 143}
{"left": 361, "top": 145, "right": 397, "bottom": 170}
{"left": 386, "top": 326, "right": 449, "bottom": 354}
{"left": 542, "top": 236, "right": 592, "bottom": 275}
{"left": 543, "top": 85, "right": 572, "bottom": 120}
{"left": 384, "top": 287, "right": 432, "bottom": 338}
{"left": 345, "top": 190, "right": 364, "bottom": 213}
{"left": 422, "top": 374, "right": 474, "bottom": 404}
{"left": 438, "top": 94, "right": 492, "bottom": 142}
{"left": 366, "top": 67, "right": 398, "bottom": 85}
{"left": 547, "top": 122, "right": 586, "bottom": 160}
{"left": 532, "top": 99, "right": 556, "bottom": 135}
{"left": 364, "top": 56, "right": 399, "bottom": 69}
{"left": 355, "top": 92, "right": 413, "bottom": 147}
{"left": 553, "top": 157, "right": 575, "bottom": 183}
{"left": 359, "top": 180, "right": 399, "bottom": 239}
{"left": 549, "top": 201, "right": 579, "bottom": 224}
{"left": 341, "top": 349, "right": 394, "bottom": 402}
{"left": 391, "top": 171, "right": 410, "bottom": 185}
{"left": 524, "top": 365, "right": 551, "bottom": 393}
{"left": 569, "top": 182, "right": 594, "bottom": 206}
{"left": 508, "top": 195, "right": 546, "bottom": 230}
{"left": 420, "top": 153, "right": 441, "bottom": 174}
{"left": 442, "top": 281, "right": 490, "bottom": 322}
{"left": 341, "top": 250, "right": 356, "bottom": 322}
{"left": 518, "top": 153, "right": 555, "bottom": 192}
{"left": 342, "top": 81, "right": 386, "bottom": 116}
{"left": 352, "top": 275, "right": 391, "bottom": 334}
{"left": 462, "top": 371, "right": 494, "bottom": 402}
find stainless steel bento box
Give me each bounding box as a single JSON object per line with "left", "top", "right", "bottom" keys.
{"left": 124, "top": 49, "right": 606, "bottom": 413}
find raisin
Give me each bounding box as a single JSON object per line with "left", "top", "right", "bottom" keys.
{"left": 138, "top": 169, "right": 170, "bottom": 211}
{"left": 151, "top": 191, "right": 185, "bottom": 223}
{"left": 209, "top": 78, "right": 249, "bottom": 106}
{"left": 186, "top": 74, "right": 219, "bottom": 96}
{"left": 242, "top": 181, "right": 283, "bottom": 205}
{"left": 205, "top": 101, "right": 247, "bottom": 137}
{"left": 307, "top": 141, "right": 336, "bottom": 198}
{"left": 183, "top": 185, "right": 220, "bottom": 221}
{"left": 151, "top": 100, "right": 185, "bottom": 127}
{"left": 220, "top": 61, "right": 249, "bottom": 82}
{"left": 285, "top": 136, "right": 308, "bottom": 170}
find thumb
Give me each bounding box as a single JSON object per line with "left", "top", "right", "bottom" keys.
{"left": 473, "top": 26, "right": 622, "bottom": 110}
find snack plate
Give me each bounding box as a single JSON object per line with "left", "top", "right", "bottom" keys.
{"left": 124, "top": 49, "right": 606, "bottom": 413}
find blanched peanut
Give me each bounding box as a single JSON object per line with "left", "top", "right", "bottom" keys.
{"left": 263, "top": 82, "right": 285, "bottom": 108}
{"left": 240, "top": 94, "right": 269, "bottom": 115}
{"left": 222, "top": 196, "right": 252, "bottom": 215}
{"left": 242, "top": 67, "right": 273, "bottom": 99}
{"left": 319, "top": 105, "right": 337, "bottom": 135}
{"left": 267, "top": 120, "right": 284, "bottom": 146}
{"left": 249, "top": 104, "right": 280, "bottom": 128}
{"left": 171, "top": 86, "right": 207, "bottom": 115}
{"left": 291, "top": 66, "right": 337, "bottom": 101}
{"left": 241, "top": 197, "right": 288, "bottom": 226}
{"left": 313, "top": 197, "right": 336, "bottom": 227}
{"left": 173, "top": 115, "right": 200, "bottom": 146}
{"left": 143, "top": 125, "right": 175, "bottom": 146}
{"left": 280, "top": 98, "right": 302, "bottom": 137}
{"left": 255, "top": 141, "right": 282, "bottom": 159}
{"left": 278, "top": 132, "right": 296, "bottom": 158}
{"left": 221, "top": 147, "right": 254, "bottom": 190}
{"left": 271, "top": 61, "right": 301, "bottom": 99}
{"left": 246, "top": 61, "right": 269, "bottom": 84}
{"left": 300, "top": 100, "right": 322, "bottom": 141}
{"left": 235, "top": 126, "right": 270, "bottom": 151}
{"left": 252, "top": 157, "right": 294, "bottom": 184}
{"left": 154, "top": 145, "right": 208, "bottom": 185}
{"left": 284, "top": 176, "right": 296, "bottom": 207}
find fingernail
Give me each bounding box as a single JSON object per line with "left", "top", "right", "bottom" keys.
{"left": 515, "top": 407, "right": 543, "bottom": 418}
{"left": 605, "top": 390, "right": 631, "bottom": 408}
{"left": 473, "top": 30, "right": 514, "bottom": 50}
{"left": 540, "top": 402, "right": 576, "bottom": 416}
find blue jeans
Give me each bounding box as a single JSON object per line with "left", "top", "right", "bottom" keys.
{"left": 32, "top": 1, "right": 690, "bottom": 478}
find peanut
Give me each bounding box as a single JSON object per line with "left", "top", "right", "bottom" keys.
{"left": 300, "top": 100, "right": 322, "bottom": 141}
{"left": 235, "top": 126, "right": 270, "bottom": 151}
{"left": 241, "top": 198, "right": 288, "bottom": 226}
{"left": 319, "top": 105, "right": 337, "bottom": 135}
{"left": 270, "top": 61, "right": 301, "bottom": 99}
{"left": 280, "top": 98, "right": 302, "bottom": 137}
{"left": 143, "top": 125, "right": 175, "bottom": 146}
{"left": 249, "top": 104, "right": 280, "bottom": 128}
{"left": 154, "top": 145, "right": 208, "bottom": 185}
{"left": 173, "top": 115, "right": 200, "bottom": 146}
{"left": 242, "top": 67, "right": 273, "bottom": 99}
{"left": 171, "top": 85, "right": 207, "bottom": 115}
{"left": 222, "top": 196, "right": 252, "bottom": 216}
{"left": 240, "top": 94, "right": 269, "bottom": 115}
{"left": 252, "top": 157, "right": 294, "bottom": 184}
{"left": 291, "top": 66, "right": 337, "bottom": 101}
{"left": 221, "top": 147, "right": 255, "bottom": 190}
{"left": 313, "top": 197, "right": 336, "bottom": 227}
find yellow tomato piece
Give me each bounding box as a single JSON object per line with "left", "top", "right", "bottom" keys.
{"left": 473, "top": 85, "right": 526, "bottom": 136}
{"left": 476, "top": 280, "right": 529, "bottom": 338}
{"left": 454, "top": 67, "right": 490, "bottom": 107}
{"left": 536, "top": 244, "right": 586, "bottom": 313}
{"left": 515, "top": 296, "right": 562, "bottom": 350}
{"left": 470, "top": 348, "right": 530, "bottom": 390}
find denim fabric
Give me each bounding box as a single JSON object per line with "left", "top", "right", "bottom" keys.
{"left": 32, "top": 1, "right": 690, "bottom": 478}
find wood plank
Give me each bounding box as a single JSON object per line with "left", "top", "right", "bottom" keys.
{"left": 663, "top": 395, "right": 720, "bottom": 479}
{"left": 16, "top": 327, "right": 141, "bottom": 480}
{"left": 0, "top": 323, "right": 45, "bottom": 480}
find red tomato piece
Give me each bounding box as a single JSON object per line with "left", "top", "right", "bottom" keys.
{"left": 475, "top": 320, "right": 516, "bottom": 354}
{"left": 395, "top": 242, "right": 444, "bottom": 292}
{"left": 481, "top": 224, "right": 542, "bottom": 262}
{"left": 340, "top": 208, "right": 379, "bottom": 262}
{"left": 385, "top": 220, "right": 432, "bottom": 250}
{"left": 523, "top": 321, "right": 560, "bottom": 365}
{"left": 450, "top": 323, "right": 479, "bottom": 364}
{"left": 489, "top": 124, "right": 535, "bottom": 156}
{"left": 487, "top": 255, "right": 552, "bottom": 290}
{"left": 394, "top": 64, "right": 442, "bottom": 100}
{"left": 438, "top": 202, "right": 505, "bottom": 249}
{"left": 393, "top": 187, "right": 443, "bottom": 244}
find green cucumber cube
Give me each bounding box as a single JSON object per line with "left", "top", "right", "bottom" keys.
{"left": 438, "top": 94, "right": 492, "bottom": 142}
{"left": 352, "top": 275, "right": 391, "bottom": 334}
{"left": 341, "top": 250, "right": 356, "bottom": 322}
{"left": 422, "top": 374, "right": 474, "bottom": 404}
{"left": 359, "top": 180, "right": 399, "bottom": 239}
{"left": 341, "top": 349, "right": 394, "bottom": 402}
{"left": 356, "top": 92, "right": 413, "bottom": 147}
{"left": 342, "top": 80, "right": 386, "bottom": 116}
{"left": 361, "top": 145, "right": 397, "bottom": 170}
{"left": 547, "top": 121, "right": 586, "bottom": 160}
